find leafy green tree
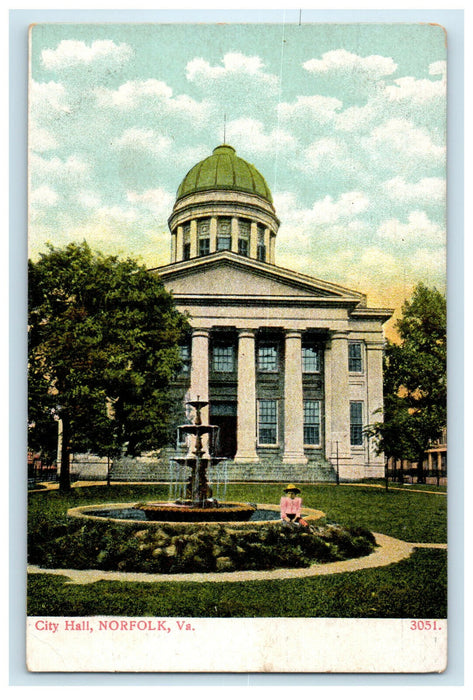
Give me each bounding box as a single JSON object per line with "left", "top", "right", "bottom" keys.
{"left": 28, "top": 242, "right": 190, "bottom": 491}
{"left": 368, "top": 283, "right": 446, "bottom": 483}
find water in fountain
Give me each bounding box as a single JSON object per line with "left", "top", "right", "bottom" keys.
{"left": 135, "top": 398, "right": 256, "bottom": 522}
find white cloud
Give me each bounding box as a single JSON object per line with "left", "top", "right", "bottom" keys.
{"left": 275, "top": 190, "right": 369, "bottom": 229}
{"left": 278, "top": 95, "right": 343, "bottom": 126}
{"left": 30, "top": 80, "right": 70, "bottom": 116}
{"left": 76, "top": 191, "right": 102, "bottom": 209}
{"left": 365, "top": 118, "right": 445, "bottom": 164}
{"left": 95, "top": 79, "right": 172, "bottom": 109}
{"left": 112, "top": 128, "right": 172, "bottom": 155}
{"left": 187, "top": 52, "right": 278, "bottom": 89}
{"left": 30, "top": 185, "right": 59, "bottom": 207}
{"left": 126, "top": 188, "right": 174, "bottom": 219}
{"left": 95, "top": 79, "right": 211, "bottom": 125}
{"left": 30, "top": 153, "right": 90, "bottom": 181}
{"left": 429, "top": 60, "right": 447, "bottom": 78}
{"left": 226, "top": 118, "right": 297, "bottom": 156}
{"left": 382, "top": 176, "right": 445, "bottom": 203}
{"left": 307, "top": 191, "right": 370, "bottom": 225}
{"left": 96, "top": 205, "right": 138, "bottom": 225}
{"left": 303, "top": 49, "right": 397, "bottom": 79}
{"left": 299, "top": 138, "right": 351, "bottom": 172}
{"left": 377, "top": 211, "right": 445, "bottom": 245}
{"left": 29, "top": 121, "right": 57, "bottom": 152}
{"left": 384, "top": 75, "right": 445, "bottom": 104}
{"left": 41, "top": 40, "right": 133, "bottom": 71}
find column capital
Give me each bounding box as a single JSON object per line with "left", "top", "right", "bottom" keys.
{"left": 191, "top": 327, "right": 211, "bottom": 338}
{"left": 331, "top": 330, "right": 349, "bottom": 341}
{"left": 284, "top": 328, "right": 302, "bottom": 339}
{"left": 365, "top": 341, "right": 385, "bottom": 351}
{"left": 237, "top": 328, "right": 256, "bottom": 338}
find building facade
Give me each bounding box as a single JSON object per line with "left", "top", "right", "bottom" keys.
{"left": 151, "top": 145, "right": 393, "bottom": 481}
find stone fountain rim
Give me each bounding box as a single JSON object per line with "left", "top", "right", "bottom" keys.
{"left": 67, "top": 502, "right": 325, "bottom": 528}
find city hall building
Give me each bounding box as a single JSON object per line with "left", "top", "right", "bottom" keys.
{"left": 149, "top": 145, "right": 393, "bottom": 481}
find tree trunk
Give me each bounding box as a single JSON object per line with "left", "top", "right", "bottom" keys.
{"left": 59, "top": 414, "right": 71, "bottom": 493}
{"left": 417, "top": 451, "right": 425, "bottom": 484}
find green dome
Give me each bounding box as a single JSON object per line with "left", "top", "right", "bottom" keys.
{"left": 176, "top": 145, "right": 273, "bottom": 203}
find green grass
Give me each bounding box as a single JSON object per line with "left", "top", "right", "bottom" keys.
{"left": 27, "top": 549, "right": 446, "bottom": 618}
{"left": 27, "top": 483, "right": 447, "bottom": 617}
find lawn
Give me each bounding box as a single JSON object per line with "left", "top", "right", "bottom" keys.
{"left": 27, "top": 482, "right": 447, "bottom": 618}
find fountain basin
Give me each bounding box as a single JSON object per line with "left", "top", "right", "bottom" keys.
{"left": 135, "top": 501, "right": 256, "bottom": 522}
{"left": 67, "top": 502, "right": 324, "bottom": 528}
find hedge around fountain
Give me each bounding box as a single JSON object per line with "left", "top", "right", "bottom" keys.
{"left": 28, "top": 502, "right": 377, "bottom": 574}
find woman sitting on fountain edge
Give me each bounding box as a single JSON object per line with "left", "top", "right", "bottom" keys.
{"left": 280, "top": 484, "right": 309, "bottom": 527}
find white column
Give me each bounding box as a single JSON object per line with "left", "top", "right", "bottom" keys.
{"left": 190, "top": 220, "right": 198, "bottom": 258}
{"left": 329, "top": 332, "right": 351, "bottom": 468}
{"left": 189, "top": 328, "right": 210, "bottom": 455}
{"left": 269, "top": 233, "right": 276, "bottom": 264}
{"left": 234, "top": 329, "right": 259, "bottom": 462}
{"left": 210, "top": 216, "right": 217, "bottom": 253}
{"left": 283, "top": 329, "right": 307, "bottom": 464}
{"left": 175, "top": 226, "right": 183, "bottom": 262}
{"left": 264, "top": 227, "right": 271, "bottom": 262}
{"left": 250, "top": 222, "right": 258, "bottom": 259}
{"left": 231, "top": 217, "right": 239, "bottom": 253}
{"left": 366, "top": 341, "right": 385, "bottom": 469}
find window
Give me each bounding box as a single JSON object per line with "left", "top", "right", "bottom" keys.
{"left": 302, "top": 344, "right": 320, "bottom": 373}
{"left": 258, "top": 399, "right": 278, "bottom": 445}
{"left": 212, "top": 345, "right": 234, "bottom": 372}
{"left": 348, "top": 343, "right": 362, "bottom": 372}
{"left": 238, "top": 238, "right": 249, "bottom": 256}
{"left": 178, "top": 345, "right": 191, "bottom": 374}
{"left": 183, "top": 224, "right": 191, "bottom": 260}
{"left": 257, "top": 224, "right": 266, "bottom": 262}
{"left": 304, "top": 400, "right": 320, "bottom": 445}
{"left": 217, "top": 235, "right": 231, "bottom": 251}
{"left": 350, "top": 401, "right": 363, "bottom": 446}
{"left": 199, "top": 238, "right": 210, "bottom": 256}
{"left": 217, "top": 217, "right": 232, "bottom": 251}
{"left": 258, "top": 342, "right": 278, "bottom": 372}
{"left": 198, "top": 219, "right": 210, "bottom": 257}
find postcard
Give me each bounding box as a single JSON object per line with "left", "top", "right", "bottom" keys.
{"left": 26, "top": 21, "right": 447, "bottom": 673}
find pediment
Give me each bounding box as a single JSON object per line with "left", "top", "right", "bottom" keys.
{"left": 154, "top": 252, "right": 365, "bottom": 302}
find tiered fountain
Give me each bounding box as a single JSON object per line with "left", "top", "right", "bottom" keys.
{"left": 136, "top": 399, "right": 256, "bottom": 522}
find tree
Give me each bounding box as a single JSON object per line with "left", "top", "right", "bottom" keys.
{"left": 28, "top": 242, "right": 190, "bottom": 491}
{"left": 368, "top": 283, "right": 446, "bottom": 483}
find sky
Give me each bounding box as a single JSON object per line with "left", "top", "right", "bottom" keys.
{"left": 28, "top": 22, "right": 447, "bottom": 337}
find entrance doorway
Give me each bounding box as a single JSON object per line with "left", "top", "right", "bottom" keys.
{"left": 210, "top": 402, "right": 237, "bottom": 458}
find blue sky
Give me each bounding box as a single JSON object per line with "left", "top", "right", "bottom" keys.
{"left": 28, "top": 22, "right": 447, "bottom": 334}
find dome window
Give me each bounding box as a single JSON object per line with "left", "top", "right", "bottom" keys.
{"left": 217, "top": 217, "right": 232, "bottom": 251}
{"left": 238, "top": 219, "right": 250, "bottom": 257}
{"left": 257, "top": 224, "right": 266, "bottom": 262}
{"left": 198, "top": 218, "right": 211, "bottom": 257}
{"left": 183, "top": 224, "right": 191, "bottom": 260}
